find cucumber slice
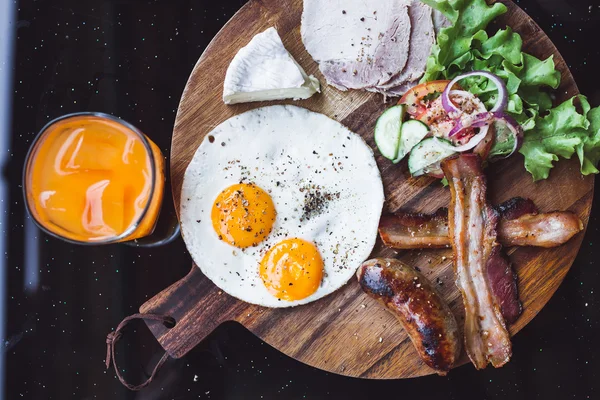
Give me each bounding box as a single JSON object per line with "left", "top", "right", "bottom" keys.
{"left": 394, "top": 119, "right": 430, "bottom": 163}
{"left": 408, "top": 138, "right": 457, "bottom": 177}
{"left": 374, "top": 105, "right": 406, "bottom": 160}
{"left": 488, "top": 120, "right": 515, "bottom": 160}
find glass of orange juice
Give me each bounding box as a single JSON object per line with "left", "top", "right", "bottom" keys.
{"left": 23, "top": 112, "right": 175, "bottom": 245}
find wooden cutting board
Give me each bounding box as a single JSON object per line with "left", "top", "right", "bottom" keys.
{"left": 140, "top": 0, "right": 594, "bottom": 378}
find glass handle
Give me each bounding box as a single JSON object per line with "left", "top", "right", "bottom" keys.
{"left": 125, "top": 210, "right": 180, "bottom": 248}
{"left": 124, "top": 161, "right": 180, "bottom": 248}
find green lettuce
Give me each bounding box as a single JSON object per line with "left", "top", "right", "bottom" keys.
{"left": 420, "top": 0, "right": 600, "bottom": 180}
{"left": 576, "top": 105, "right": 600, "bottom": 175}
{"left": 520, "top": 95, "right": 590, "bottom": 180}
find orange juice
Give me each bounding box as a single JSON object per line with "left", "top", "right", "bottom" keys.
{"left": 24, "top": 113, "right": 164, "bottom": 243}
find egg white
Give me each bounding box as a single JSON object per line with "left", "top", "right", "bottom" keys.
{"left": 180, "top": 105, "right": 384, "bottom": 307}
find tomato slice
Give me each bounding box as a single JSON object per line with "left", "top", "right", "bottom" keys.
{"left": 398, "top": 80, "right": 451, "bottom": 116}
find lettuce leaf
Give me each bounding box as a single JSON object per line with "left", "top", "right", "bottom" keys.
{"left": 421, "top": 0, "right": 600, "bottom": 180}
{"left": 520, "top": 96, "right": 590, "bottom": 180}
{"left": 479, "top": 27, "right": 522, "bottom": 65}
{"left": 576, "top": 107, "right": 600, "bottom": 175}
{"left": 520, "top": 53, "right": 561, "bottom": 89}
{"left": 421, "top": 0, "right": 559, "bottom": 124}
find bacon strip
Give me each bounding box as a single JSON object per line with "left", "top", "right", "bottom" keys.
{"left": 485, "top": 246, "right": 521, "bottom": 324}
{"left": 498, "top": 212, "right": 583, "bottom": 248}
{"left": 378, "top": 208, "right": 449, "bottom": 249}
{"left": 442, "top": 154, "right": 512, "bottom": 369}
{"left": 493, "top": 197, "right": 538, "bottom": 220}
{"left": 379, "top": 200, "right": 582, "bottom": 250}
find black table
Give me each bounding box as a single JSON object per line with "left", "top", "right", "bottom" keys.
{"left": 5, "top": 0, "right": 600, "bottom": 398}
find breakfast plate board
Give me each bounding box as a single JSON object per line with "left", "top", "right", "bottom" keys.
{"left": 140, "top": 0, "right": 594, "bottom": 378}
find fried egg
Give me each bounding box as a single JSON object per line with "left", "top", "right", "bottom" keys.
{"left": 180, "top": 105, "right": 384, "bottom": 307}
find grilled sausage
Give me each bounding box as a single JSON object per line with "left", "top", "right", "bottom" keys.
{"left": 357, "top": 258, "right": 461, "bottom": 375}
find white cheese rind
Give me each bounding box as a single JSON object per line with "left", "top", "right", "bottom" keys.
{"left": 223, "top": 27, "right": 320, "bottom": 104}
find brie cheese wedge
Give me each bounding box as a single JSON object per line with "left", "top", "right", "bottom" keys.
{"left": 223, "top": 27, "right": 320, "bottom": 104}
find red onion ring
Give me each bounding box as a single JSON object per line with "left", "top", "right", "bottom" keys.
{"left": 436, "top": 111, "right": 523, "bottom": 156}
{"left": 448, "top": 112, "right": 494, "bottom": 137}
{"left": 442, "top": 71, "right": 508, "bottom": 114}
{"left": 434, "top": 125, "right": 490, "bottom": 153}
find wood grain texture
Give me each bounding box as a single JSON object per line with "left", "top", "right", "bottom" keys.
{"left": 140, "top": 0, "right": 594, "bottom": 379}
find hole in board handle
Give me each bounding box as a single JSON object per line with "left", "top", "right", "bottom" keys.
{"left": 162, "top": 316, "right": 176, "bottom": 329}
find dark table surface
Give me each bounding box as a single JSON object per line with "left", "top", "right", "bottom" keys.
{"left": 5, "top": 0, "right": 600, "bottom": 398}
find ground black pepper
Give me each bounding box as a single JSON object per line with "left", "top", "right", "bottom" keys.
{"left": 300, "top": 184, "right": 340, "bottom": 222}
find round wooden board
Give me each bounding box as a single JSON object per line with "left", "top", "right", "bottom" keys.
{"left": 152, "top": 0, "right": 594, "bottom": 379}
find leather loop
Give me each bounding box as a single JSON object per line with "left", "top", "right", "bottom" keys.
{"left": 105, "top": 313, "right": 175, "bottom": 391}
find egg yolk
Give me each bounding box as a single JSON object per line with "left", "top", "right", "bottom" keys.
{"left": 211, "top": 183, "right": 276, "bottom": 248}
{"left": 259, "top": 238, "right": 324, "bottom": 301}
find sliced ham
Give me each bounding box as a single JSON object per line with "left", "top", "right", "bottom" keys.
{"left": 302, "top": 0, "right": 412, "bottom": 91}
{"left": 380, "top": 80, "right": 415, "bottom": 97}
{"left": 432, "top": 8, "right": 451, "bottom": 35}
{"left": 375, "top": 0, "right": 435, "bottom": 96}
{"left": 301, "top": 0, "right": 441, "bottom": 95}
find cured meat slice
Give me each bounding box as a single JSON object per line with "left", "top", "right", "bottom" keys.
{"left": 378, "top": 208, "right": 449, "bottom": 249}
{"left": 493, "top": 197, "right": 537, "bottom": 220}
{"left": 498, "top": 212, "right": 583, "bottom": 248}
{"left": 432, "top": 8, "right": 451, "bottom": 35}
{"left": 486, "top": 245, "right": 521, "bottom": 324}
{"left": 301, "top": 0, "right": 411, "bottom": 90}
{"left": 442, "top": 154, "right": 512, "bottom": 369}
{"left": 378, "top": 198, "right": 581, "bottom": 250}
{"left": 375, "top": 0, "right": 435, "bottom": 96}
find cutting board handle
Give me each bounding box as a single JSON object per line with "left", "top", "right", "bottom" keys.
{"left": 139, "top": 265, "right": 237, "bottom": 358}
